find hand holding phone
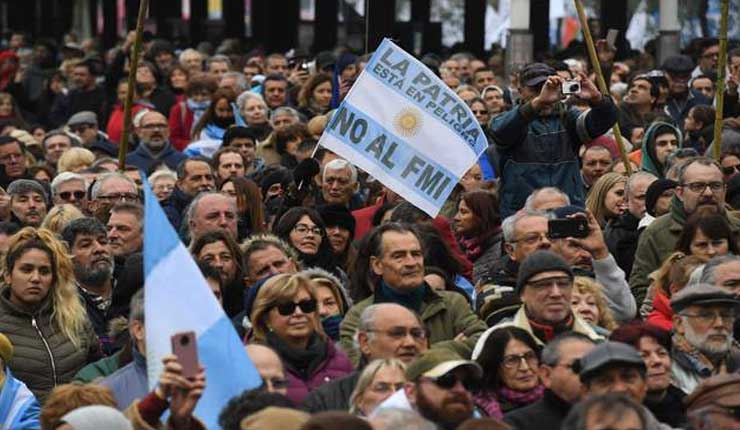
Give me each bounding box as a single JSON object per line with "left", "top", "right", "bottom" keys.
{"left": 548, "top": 218, "right": 590, "bottom": 239}
{"left": 171, "top": 331, "right": 199, "bottom": 379}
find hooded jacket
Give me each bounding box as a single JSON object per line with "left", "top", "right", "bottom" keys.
{"left": 640, "top": 122, "right": 683, "bottom": 178}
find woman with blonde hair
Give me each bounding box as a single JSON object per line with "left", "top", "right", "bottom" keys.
{"left": 57, "top": 147, "right": 95, "bottom": 173}
{"left": 40, "top": 204, "right": 85, "bottom": 235}
{"left": 0, "top": 228, "right": 97, "bottom": 402}
{"left": 585, "top": 172, "right": 627, "bottom": 227}
{"left": 249, "top": 273, "right": 352, "bottom": 405}
{"left": 571, "top": 277, "right": 617, "bottom": 332}
{"left": 349, "top": 359, "right": 407, "bottom": 416}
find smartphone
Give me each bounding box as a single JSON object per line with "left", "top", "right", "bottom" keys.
{"left": 170, "top": 331, "right": 199, "bottom": 379}
{"left": 548, "top": 218, "right": 589, "bottom": 239}
{"left": 606, "top": 29, "right": 619, "bottom": 50}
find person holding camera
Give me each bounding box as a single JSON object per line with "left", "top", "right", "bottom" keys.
{"left": 489, "top": 62, "right": 618, "bottom": 217}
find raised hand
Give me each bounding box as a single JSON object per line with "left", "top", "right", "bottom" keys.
{"left": 575, "top": 72, "right": 603, "bottom": 104}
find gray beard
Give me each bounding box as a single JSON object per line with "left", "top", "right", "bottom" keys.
{"left": 684, "top": 320, "right": 732, "bottom": 358}
{"left": 75, "top": 263, "right": 113, "bottom": 289}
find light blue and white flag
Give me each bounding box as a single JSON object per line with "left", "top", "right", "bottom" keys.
{"left": 143, "top": 180, "right": 261, "bottom": 429}
{"left": 318, "top": 38, "right": 488, "bottom": 217}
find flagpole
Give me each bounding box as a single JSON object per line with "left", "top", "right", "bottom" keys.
{"left": 712, "top": 0, "right": 729, "bottom": 161}
{"left": 118, "top": 0, "right": 149, "bottom": 171}
{"left": 573, "top": 0, "right": 632, "bottom": 175}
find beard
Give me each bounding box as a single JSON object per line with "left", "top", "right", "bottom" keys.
{"left": 75, "top": 261, "right": 113, "bottom": 288}
{"left": 415, "top": 384, "right": 473, "bottom": 429}
{"left": 684, "top": 319, "right": 732, "bottom": 358}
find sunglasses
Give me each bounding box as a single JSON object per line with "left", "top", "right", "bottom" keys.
{"left": 722, "top": 165, "right": 740, "bottom": 175}
{"left": 274, "top": 299, "right": 317, "bottom": 316}
{"left": 426, "top": 372, "right": 478, "bottom": 392}
{"left": 59, "top": 190, "right": 86, "bottom": 200}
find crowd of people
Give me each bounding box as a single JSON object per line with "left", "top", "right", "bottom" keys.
{"left": 0, "top": 26, "right": 737, "bottom": 430}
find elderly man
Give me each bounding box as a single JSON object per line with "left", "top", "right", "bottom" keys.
{"left": 340, "top": 224, "right": 486, "bottom": 364}
{"left": 163, "top": 157, "right": 216, "bottom": 231}
{"left": 661, "top": 55, "right": 711, "bottom": 126}
{"left": 305, "top": 303, "right": 428, "bottom": 412}
{"left": 488, "top": 211, "right": 552, "bottom": 288}
{"left": 89, "top": 172, "right": 139, "bottom": 222}
{"left": 241, "top": 234, "right": 300, "bottom": 287}
{"left": 42, "top": 130, "right": 76, "bottom": 167}
{"left": 700, "top": 255, "right": 740, "bottom": 295}
{"left": 604, "top": 172, "right": 657, "bottom": 275}
{"left": 245, "top": 344, "right": 288, "bottom": 396}
{"left": 179, "top": 48, "right": 203, "bottom": 74}
{"left": 631, "top": 157, "right": 740, "bottom": 305}
{"left": 580, "top": 145, "right": 613, "bottom": 191}
{"left": 523, "top": 187, "right": 570, "bottom": 212}
{"left": 320, "top": 159, "right": 361, "bottom": 209}
{"left": 504, "top": 332, "right": 596, "bottom": 430}
{"left": 0, "top": 136, "right": 30, "bottom": 188}
{"left": 477, "top": 251, "right": 604, "bottom": 350}
{"left": 685, "top": 373, "right": 740, "bottom": 430}
{"left": 185, "top": 192, "right": 238, "bottom": 242}
{"left": 126, "top": 111, "right": 186, "bottom": 172}
{"left": 51, "top": 171, "right": 88, "bottom": 212}
{"left": 66, "top": 111, "right": 117, "bottom": 158}
{"left": 7, "top": 179, "right": 47, "bottom": 227}
{"left": 670, "top": 283, "right": 740, "bottom": 394}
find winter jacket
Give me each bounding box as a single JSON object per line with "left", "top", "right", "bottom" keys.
{"left": 101, "top": 347, "right": 148, "bottom": 410}
{"left": 646, "top": 290, "right": 673, "bottom": 332}
{"left": 167, "top": 101, "right": 195, "bottom": 152}
{"left": 469, "top": 232, "right": 504, "bottom": 285}
{"left": 640, "top": 122, "right": 683, "bottom": 178}
{"left": 0, "top": 289, "right": 98, "bottom": 403}
{"left": 629, "top": 197, "right": 740, "bottom": 306}
{"left": 351, "top": 198, "right": 384, "bottom": 240}
{"left": 663, "top": 89, "right": 712, "bottom": 127}
{"left": 49, "top": 85, "right": 109, "bottom": 128}
{"left": 0, "top": 369, "right": 40, "bottom": 430}
{"left": 74, "top": 350, "right": 122, "bottom": 383}
{"left": 161, "top": 187, "right": 194, "bottom": 232}
{"left": 504, "top": 389, "right": 571, "bottom": 430}
{"left": 604, "top": 211, "right": 642, "bottom": 276}
{"left": 488, "top": 97, "right": 618, "bottom": 217}
{"left": 340, "top": 284, "right": 487, "bottom": 365}
{"left": 671, "top": 343, "right": 740, "bottom": 395}
{"left": 644, "top": 385, "right": 686, "bottom": 429}
{"left": 302, "top": 371, "right": 359, "bottom": 412}
{"left": 126, "top": 141, "right": 187, "bottom": 174}
{"left": 591, "top": 254, "right": 637, "bottom": 323}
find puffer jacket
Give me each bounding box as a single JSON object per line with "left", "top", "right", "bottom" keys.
{"left": 470, "top": 232, "right": 504, "bottom": 285}
{"left": 489, "top": 97, "right": 618, "bottom": 217}
{"left": 604, "top": 211, "right": 641, "bottom": 275}
{"left": 0, "top": 289, "right": 97, "bottom": 403}
{"left": 647, "top": 290, "right": 673, "bottom": 332}
{"left": 640, "top": 122, "right": 683, "bottom": 178}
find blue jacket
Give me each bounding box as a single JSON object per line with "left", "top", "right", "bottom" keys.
{"left": 100, "top": 347, "right": 148, "bottom": 410}
{"left": 0, "top": 369, "right": 40, "bottom": 430}
{"left": 489, "top": 98, "right": 618, "bottom": 217}
{"left": 126, "top": 141, "right": 187, "bottom": 173}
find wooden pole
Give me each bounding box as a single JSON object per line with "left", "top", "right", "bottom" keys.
{"left": 118, "top": 0, "right": 149, "bottom": 171}
{"left": 712, "top": 0, "right": 729, "bottom": 161}
{"left": 573, "top": 0, "right": 632, "bottom": 175}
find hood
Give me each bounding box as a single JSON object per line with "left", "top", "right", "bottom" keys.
{"left": 640, "top": 122, "right": 683, "bottom": 178}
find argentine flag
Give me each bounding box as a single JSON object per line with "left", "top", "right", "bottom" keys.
{"left": 143, "top": 181, "right": 261, "bottom": 429}
{"left": 319, "top": 38, "right": 488, "bottom": 217}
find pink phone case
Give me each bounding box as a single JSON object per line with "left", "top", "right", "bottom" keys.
{"left": 171, "top": 331, "right": 199, "bottom": 379}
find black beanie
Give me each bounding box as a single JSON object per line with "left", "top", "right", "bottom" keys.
{"left": 516, "top": 251, "right": 573, "bottom": 295}
{"left": 317, "top": 205, "right": 356, "bottom": 238}
{"left": 260, "top": 169, "right": 291, "bottom": 198}
{"left": 645, "top": 179, "right": 678, "bottom": 217}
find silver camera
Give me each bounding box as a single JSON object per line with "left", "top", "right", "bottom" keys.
{"left": 561, "top": 80, "right": 581, "bottom": 95}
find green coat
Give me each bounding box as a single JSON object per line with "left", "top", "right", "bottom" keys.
{"left": 629, "top": 198, "right": 740, "bottom": 306}
{"left": 73, "top": 351, "right": 122, "bottom": 383}
{"left": 339, "top": 287, "right": 487, "bottom": 366}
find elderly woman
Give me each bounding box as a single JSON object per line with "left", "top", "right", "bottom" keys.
{"left": 301, "top": 267, "right": 350, "bottom": 341}
{"left": 349, "top": 359, "right": 407, "bottom": 416}
{"left": 0, "top": 228, "right": 97, "bottom": 402}
{"left": 474, "top": 326, "right": 543, "bottom": 418}
{"left": 237, "top": 91, "right": 271, "bottom": 140}
{"left": 148, "top": 169, "right": 177, "bottom": 202}
{"left": 453, "top": 190, "right": 503, "bottom": 284}
{"left": 585, "top": 172, "right": 628, "bottom": 227}
{"left": 57, "top": 147, "right": 95, "bottom": 173}
{"left": 571, "top": 277, "right": 617, "bottom": 333}
{"left": 610, "top": 321, "right": 687, "bottom": 428}
{"left": 249, "top": 273, "right": 353, "bottom": 405}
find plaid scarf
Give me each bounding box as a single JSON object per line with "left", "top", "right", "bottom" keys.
{"left": 672, "top": 333, "right": 727, "bottom": 377}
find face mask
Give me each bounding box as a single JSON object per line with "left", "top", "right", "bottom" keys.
{"left": 321, "top": 314, "right": 343, "bottom": 340}
{"left": 212, "top": 115, "right": 235, "bottom": 128}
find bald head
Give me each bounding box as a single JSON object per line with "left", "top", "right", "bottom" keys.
{"left": 358, "top": 303, "right": 427, "bottom": 363}
{"left": 188, "top": 192, "right": 238, "bottom": 240}
{"left": 245, "top": 344, "right": 287, "bottom": 395}
{"left": 137, "top": 111, "right": 170, "bottom": 150}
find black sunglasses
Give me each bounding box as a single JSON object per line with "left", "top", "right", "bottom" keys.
{"left": 722, "top": 165, "right": 740, "bottom": 175}
{"left": 429, "top": 372, "right": 479, "bottom": 392}
{"left": 59, "top": 191, "right": 86, "bottom": 200}
{"left": 275, "top": 299, "right": 317, "bottom": 316}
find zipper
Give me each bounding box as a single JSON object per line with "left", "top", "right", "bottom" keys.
{"left": 31, "top": 316, "right": 57, "bottom": 386}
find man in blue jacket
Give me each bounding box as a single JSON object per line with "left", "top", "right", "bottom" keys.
{"left": 126, "top": 111, "right": 186, "bottom": 173}
{"left": 489, "top": 63, "right": 618, "bottom": 217}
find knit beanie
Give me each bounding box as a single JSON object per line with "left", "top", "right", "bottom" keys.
{"left": 317, "top": 204, "right": 356, "bottom": 237}
{"left": 515, "top": 251, "right": 573, "bottom": 295}
{"left": 0, "top": 333, "right": 12, "bottom": 365}
{"left": 645, "top": 179, "right": 678, "bottom": 217}
{"left": 60, "top": 405, "right": 131, "bottom": 430}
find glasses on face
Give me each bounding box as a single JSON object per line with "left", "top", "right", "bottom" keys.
{"left": 502, "top": 351, "right": 539, "bottom": 370}
{"left": 140, "top": 123, "right": 168, "bottom": 130}
{"left": 59, "top": 190, "right": 86, "bottom": 201}
{"left": 293, "top": 224, "right": 322, "bottom": 236}
{"left": 425, "top": 372, "right": 478, "bottom": 392}
{"left": 682, "top": 181, "right": 724, "bottom": 193}
{"left": 70, "top": 124, "right": 93, "bottom": 133}
{"left": 681, "top": 309, "right": 736, "bottom": 325}
{"left": 274, "top": 298, "right": 317, "bottom": 316}
{"left": 97, "top": 192, "right": 139, "bottom": 202}
{"left": 722, "top": 165, "right": 740, "bottom": 175}
{"left": 511, "top": 232, "right": 551, "bottom": 246}
{"left": 367, "top": 327, "right": 427, "bottom": 342}
{"left": 527, "top": 276, "right": 572, "bottom": 291}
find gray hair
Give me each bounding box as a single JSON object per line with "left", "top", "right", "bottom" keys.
{"left": 207, "top": 54, "right": 232, "bottom": 69}
{"left": 42, "top": 129, "right": 80, "bottom": 149}
{"left": 236, "top": 90, "right": 268, "bottom": 112}
{"left": 221, "top": 71, "right": 247, "bottom": 93}
{"left": 524, "top": 187, "right": 570, "bottom": 212}
{"left": 90, "top": 172, "right": 137, "bottom": 200}
{"left": 271, "top": 106, "right": 300, "bottom": 121}
{"left": 129, "top": 289, "right": 144, "bottom": 322}
{"left": 625, "top": 171, "right": 657, "bottom": 199}
{"left": 370, "top": 408, "right": 437, "bottom": 430}
{"left": 541, "top": 332, "right": 595, "bottom": 366}
{"left": 51, "top": 172, "right": 87, "bottom": 196}
{"left": 7, "top": 179, "right": 48, "bottom": 204}
{"left": 561, "top": 393, "right": 647, "bottom": 430}
{"left": 700, "top": 255, "right": 740, "bottom": 285}
{"left": 502, "top": 210, "right": 546, "bottom": 243}
{"left": 349, "top": 359, "right": 407, "bottom": 414}
{"left": 179, "top": 48, "right": 202, "bottom": 64}
{"left": 323, "top": 158, "right": 358, "bottom": 184}
{"left": 183, "top": 191, "right": 235, "bottom": 232}
{"left": 148, "top": 169, "right": 177, "bottom": 185}
{"left": 676, "top": 157, "right": 721, "bottom": 184}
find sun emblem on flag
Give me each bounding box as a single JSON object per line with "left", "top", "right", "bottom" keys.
{"left": 394, "top": 107, "right": 423, "bottom": 137}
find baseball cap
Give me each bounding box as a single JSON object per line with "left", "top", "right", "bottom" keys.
{"left": 576, "top": 341, "right": 645, "bottom": 382}
{"left": 406, "top": 349, "right": 483, "bottom": 382}
{"left": 519, "top": 63, "right": 556, "bottom": 87}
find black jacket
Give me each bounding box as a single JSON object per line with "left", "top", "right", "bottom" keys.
{"left": 644, "top": 385, "right": 686, "bottom": 429}
{"left": 302, "top": 371, "right": 359, "bottom": 412}
{"left": 504, "top": 389, "right": 571, "bottom": 430}
{"left": 161, "top": 187, "right": 193, "bottom": 232}
{"left": 604, "top": 211, "right": 641, "bottom": 276}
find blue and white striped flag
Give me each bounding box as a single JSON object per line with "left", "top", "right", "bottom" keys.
{"left": 143, "top": 180, "right": 261, "bottom": 429}
{"left": 318, "top": 39, "right": 488, "bottom": 217}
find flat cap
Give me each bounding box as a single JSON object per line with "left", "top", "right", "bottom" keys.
{"left": 67, "top": 111, "right": 98, "bottom": 127}
{"left": 577, "top": 341, "right": 645, "bottom": 382}
{"left": 515, "top": 251, "right": 573, "bottom": 295}
{"left": 661, "top": 55, "right": 694, "bottom": 74}
{"left": 670, "top": 283, "right": 740, "bottom": 314}
{"left": 520, "top": 62, "right": 556, "bottom": 87}
{"left": 685, "top": 373, "right": 740, "bottom": 411}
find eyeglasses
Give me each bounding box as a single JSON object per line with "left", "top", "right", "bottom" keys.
{"left": 526, "top": 276, "right": 572, "bottom": 291}
{"left": 722, "top": 165, "right": 740, "bottom": 175}
{"left": 70, "top": 124, "right": 93, "bottom": 133}
{"left": 292, "top": 224, "right": 322, "bottom": 236}
{"left": 58, "top": 190, "right": 86, "bottom": 201}
{"left": 97, "top": 192, "right": 139, "bottom": 202}
{"left": 502, "top": 351, "right": 539, "bottom": 370}
{"left": 681, "top": 309, "right": 736, "bottom": 325}
{"left": 682, "top": 181, "right": 724, "bottom": 193}
{"left": 274, "top": 298, "right": 317, "bottom": 316}
{"left": 510, "top": 232, "right": 552, "bottom": 246}
{"left": 424, "top": 372, "right": 478, "bottom": 392}
{"left": 472, "top": 110, "right": 489, "bottom": 115}
{"left": 366, "top": 327, "right": 427, "bottom": 342}
{"left": 140, "top": 123, "right": 168, "bottom": 130}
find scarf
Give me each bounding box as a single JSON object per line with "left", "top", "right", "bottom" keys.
{"left": 496, "top": 384, "right": 544, "bottom": 411}
{"left": 186, "top": 98, "right": 209, "bottom": 126}
{"left": 266, "top": 331, "right": 328, "bottom": 380}
{"left": 672, "top": 333, "right": 728, "bottom": 377}
{"left": 376, "top": 281, "right": 427, "bottom": 314}
{"left": 460, "top": 236, "right": 483, "bottom": 262}
{"left": 528, "top": 311, "right": 575, "bottom": 343}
